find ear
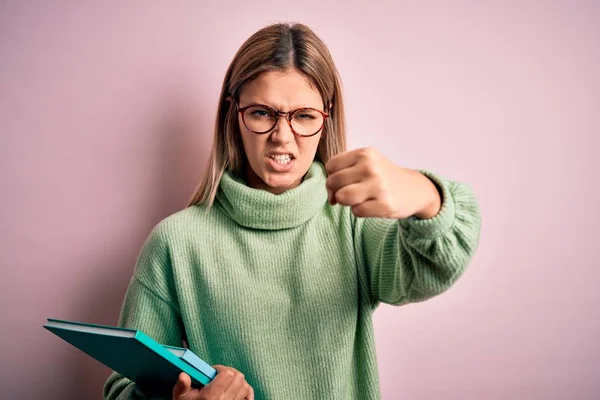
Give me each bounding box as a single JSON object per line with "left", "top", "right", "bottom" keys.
{"left": 326, "top": 97, "right": 334, "bottom": 110}
{"left": 225, "top": 96, "right": 238, "bottom": 112}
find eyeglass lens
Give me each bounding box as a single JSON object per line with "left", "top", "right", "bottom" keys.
{"left": 242, "top": 105, "right": 324, "bottom": 136}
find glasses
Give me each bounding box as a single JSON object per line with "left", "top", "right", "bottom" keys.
{"left": 237, "top": 103, "right": 329, "bottom": 137}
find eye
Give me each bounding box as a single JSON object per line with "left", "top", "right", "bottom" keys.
{"left": 293, "top": 109, "right": 319, "bottom": 120}
{"left": 244, "top": 105, "right": 276, "bottom": 120}
{"left": 250, "top": 109, "right": 270, "bottom": 118}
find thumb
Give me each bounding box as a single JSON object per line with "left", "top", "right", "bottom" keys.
{"left": 172, "top": 372, "right": 192, "bottom": 399}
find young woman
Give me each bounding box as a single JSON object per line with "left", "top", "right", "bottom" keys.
{"left": 104, "top": 23, "right": 481, "bottom": 400}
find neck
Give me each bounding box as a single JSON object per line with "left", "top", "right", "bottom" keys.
{"left": 216, "top": 161, "right": 328, "bottom": 230}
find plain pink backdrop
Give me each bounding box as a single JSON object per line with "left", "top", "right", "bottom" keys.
{"left": 1, "top": 1, "right": 598, "bottom": 399}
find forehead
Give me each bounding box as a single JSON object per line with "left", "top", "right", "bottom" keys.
{"left": 238, "top": 69, "right": 323, "bottom": 110}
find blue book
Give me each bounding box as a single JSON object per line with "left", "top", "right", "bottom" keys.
{"left": 163, "top": 345, "right": 217, "bottom": 380}
{"left": 43, "top": 318, "right": 214, "bottom": 396}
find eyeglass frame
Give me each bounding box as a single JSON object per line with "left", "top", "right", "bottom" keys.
{"left": 236, "top": 102, "right": 329, "bottom": 137}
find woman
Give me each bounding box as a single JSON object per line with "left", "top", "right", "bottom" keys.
{"left": 104, "top": 22, "right": 481, "bottom": 400}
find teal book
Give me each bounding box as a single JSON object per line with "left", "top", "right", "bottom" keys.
{"left": 43, "top": 318, "right": 214, "bottom": 396}
{"left": 163, "top": 345, "right": 217, "bottom": 381}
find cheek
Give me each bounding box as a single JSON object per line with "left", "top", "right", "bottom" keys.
{"left": 298, "top": 136, "right": 321, "bottom": 157}
{"left": 240, "top": 130, "right": 266, "bottom": 157}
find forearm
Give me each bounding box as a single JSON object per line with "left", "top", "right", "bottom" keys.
{"left": 104, "top": 374, "right": 147, "bottom": 400}
{"left": 359, "top": 172, "right": 481, "bottom": 305}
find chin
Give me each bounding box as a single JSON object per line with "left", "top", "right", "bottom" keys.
{"left": 261, "top": 173, "right": 298, "bottom": 189}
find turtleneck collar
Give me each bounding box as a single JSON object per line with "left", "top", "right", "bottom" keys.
{"left": 215, "top": 161, "right": 328, "bottom": 230}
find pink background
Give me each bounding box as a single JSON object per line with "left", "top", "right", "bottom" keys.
{"left": 1, "top": 1, "right": 599, "bottom": 399}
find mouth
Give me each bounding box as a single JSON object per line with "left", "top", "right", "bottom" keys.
{"left": 267, "top": 153, "right": 295, "bottom": 165}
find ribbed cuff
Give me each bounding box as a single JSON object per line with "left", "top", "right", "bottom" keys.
{"left": 399, "top": 170, "right": 456, "bottom": 238}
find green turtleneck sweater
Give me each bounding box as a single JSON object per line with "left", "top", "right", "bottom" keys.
{"left": 103, "top": 162, "right": 481, "bottom": 400}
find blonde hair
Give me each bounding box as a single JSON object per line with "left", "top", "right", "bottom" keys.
{"left": 187, "top": 22, "right": 347, "bottom": 208}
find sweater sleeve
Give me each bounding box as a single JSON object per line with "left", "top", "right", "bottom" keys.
{"left": 354, "top": 170, "right": 481, "bottom": 307}
{"left": 103, "top": 224, "right": 184, "bottom": 400}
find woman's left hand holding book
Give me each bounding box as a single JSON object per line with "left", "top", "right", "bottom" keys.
{"left": 172, "top": 365, "right": 254, "bottom": 400}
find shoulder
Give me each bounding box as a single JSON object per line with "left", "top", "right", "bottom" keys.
{"left": 133, "top": 205, "right": 214, "bottom": 275}
{"left": 143, "top": 204, "right": 216, "bottom": 248}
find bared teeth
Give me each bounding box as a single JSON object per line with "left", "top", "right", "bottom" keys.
{"left": 270, "top": 154, "right": 292, "bottom": 164}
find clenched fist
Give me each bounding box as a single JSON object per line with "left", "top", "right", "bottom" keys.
{"left": 325, "top": 147, "right": 441, "bottom": 219}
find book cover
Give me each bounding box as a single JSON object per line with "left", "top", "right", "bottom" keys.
{"left": 43, "top": 318, "right": 213, "bottom": 396}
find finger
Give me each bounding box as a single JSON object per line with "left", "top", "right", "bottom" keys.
{"left": 234, "top": 382, "right": 252, "bottom": 400}
{"left": 352, "top": 199, "right": 388, "bottom": 218}
{"left": 334, "top": 183, "right": 372, "bottom": 207}
{"left": 247, "top": 383, "right": 255, "bottom": 400}
{"left": 172, "top": 372, "right": 192, "bottom": 399}
{"left": 326, "top": 165, "right": 364, "bottom": 194}
{"left": 328, "top": 189, "right": 337, "bottom": 206}
{"left": 325, "top": 149, "right": 361, "bottom": 175}
{"left": 222, "top": 371, "right": 245, "bottom": 398}
{"left": 202, "top": 366, "right": 236, "bottom": 395}
{"left": 213, "top": 364, "right": 229, "bottom": 373}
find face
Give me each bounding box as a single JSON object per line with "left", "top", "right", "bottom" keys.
{"left": 237, "top": 69, "right": 325, "bottom": 195}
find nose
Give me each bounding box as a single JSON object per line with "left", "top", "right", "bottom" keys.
{"left": 270, "top": 116, "right": 295, "bottom": 144}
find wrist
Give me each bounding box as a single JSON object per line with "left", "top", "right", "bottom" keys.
{"left": 413, "top": 174, "right": 442, "bottom": 219}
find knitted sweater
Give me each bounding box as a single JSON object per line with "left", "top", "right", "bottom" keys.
{"left": 103, "top": 161, "right": 481, "bottom": 400}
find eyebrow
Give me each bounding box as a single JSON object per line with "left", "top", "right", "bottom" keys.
{"left": 240, "top": 100, "right": 324, "bottom": 112}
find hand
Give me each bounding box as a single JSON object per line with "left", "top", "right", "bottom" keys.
{"left": 172, "top": 366, "right": 254, "bottom": 400}
{"left": 325, "top": 147, "right": 441, "bottom": 219}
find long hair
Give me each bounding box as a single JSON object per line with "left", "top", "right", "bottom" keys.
{"left": 187, "top": 22, "right": 347, "bottom": 208}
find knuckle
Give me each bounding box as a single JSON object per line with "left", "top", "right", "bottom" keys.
{"left": 360, "top": 146, "right": 372, "bottom": 155}
{"left": 358, "top": 149, "right": 370, "bottom": 161}
{"left": 360, "top": 146, "right": 376, "bottom": 159}
{"left": 244, "top": 384, "right": 253, "bottom": 397}
{"left": 363, "top": 160, "right": 379, "bottom": 177}
{"left": 232, "top": 373, "right": 244, "bottom": 384}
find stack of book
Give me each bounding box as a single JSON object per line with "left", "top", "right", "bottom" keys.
{"left": 44, "top": 318, "right": 216, "bottom": 396}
